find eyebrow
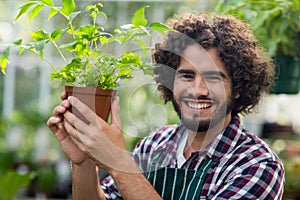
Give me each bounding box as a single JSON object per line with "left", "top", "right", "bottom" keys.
{"left": 176, "top": 69, "right": 227, "bottom": 78}
{"left": 176, "top": 69, "right": 196, "bottom": 75}
{"left": 202, "top": 71, "right": 227, "bottom": 78}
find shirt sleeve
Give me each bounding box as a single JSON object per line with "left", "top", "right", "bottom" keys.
{"left": 210, "top": 160, "right": 284, "bottom": 199}
{"left": 101, "top": 175, "right": 123, "bottom": 200}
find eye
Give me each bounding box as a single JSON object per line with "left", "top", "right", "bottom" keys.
{"left": 177, "top": 73, "right": 194, "bottom": 81}
{"left": 204, "top": 75, "right": 223, "bottom": 82}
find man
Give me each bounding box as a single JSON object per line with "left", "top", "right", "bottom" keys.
{"left": 47, "top": 12, "right": 284, "bottom": 199}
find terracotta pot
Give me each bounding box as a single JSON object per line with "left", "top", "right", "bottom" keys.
{"left": 65, "top": 86, "right": 116, "bottom": 123}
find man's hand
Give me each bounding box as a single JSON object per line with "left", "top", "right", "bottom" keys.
{"left": 62, "top": 96, "right": 135, "bottom": 173}
{"left": 47, "top": 92, "right": 88, "bottom": 165}
{"left": 49, "top": 94, "right": 162, "bottom": 199}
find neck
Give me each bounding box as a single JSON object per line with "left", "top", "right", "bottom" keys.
{"left": 183, "top": 114, "right": 233, "bottom": 159}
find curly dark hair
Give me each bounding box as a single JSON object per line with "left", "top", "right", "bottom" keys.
{"left": 152, "top": 12, "right": 275, "bottom": 115}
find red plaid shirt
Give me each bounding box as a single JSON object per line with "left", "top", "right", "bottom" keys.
{"left": 101, "top": 116, "right": 284, "bottom": 199}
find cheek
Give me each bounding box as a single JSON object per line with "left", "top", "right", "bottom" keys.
{"left": 173, "top": 80, "right": 180, "bottom": 93}
{"left": 215, "top": 84, "right": 232, "bottom": 100}
{"left": 206, "top": 82, "right": 229, "bottom": 97}
{"left": 173, "top": 80, "right": 188, "bottom": 96}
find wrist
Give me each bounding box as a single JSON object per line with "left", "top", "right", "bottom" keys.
{"left": 71, "top": 158, "right": 95, "bottom": 170}
{"left": 108, "top": 160, "right": 141, "bottom": 179}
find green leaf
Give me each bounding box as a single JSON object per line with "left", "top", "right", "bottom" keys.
{"left": 97, "top": 2, "right": 104, "bottom": 8}
{"left": 28, "top": 4, "right": 44, "bottom": 21}
{"left": 118, "top": 68, "right": 132, "bottom": 77}
{"left": 20, "top": 42, "right": 46, "bottom": 58}
{"left": 59, "top": 41, "right": 77, "bottom": 50}
{"left": 40, "top": 0, "right": 54, "bottom": 6}
{"left": 30, "top": 29, "right": 50, "bottom": 41}
{"left": 149, "top": 22, "right": 169, "bottom": 29}
{"left": 52, "top": 58, "right": 82, "bottom": 83}
{"left": 100, "top": 36, "right": 115, "bottom": 45}
{"left": 121, "top": 52, "right": 141, "bottom": 65}
{"left": 18, "top": 46, "right": 25, "bottom": 55}
{"left": 79, "top": 25, "right": 96, "bottom": 35}
{"left": 61, "top": 0, "right": 76, "bottom": 17}
{"left": 0, "top": 48, "right": 10, "bottom": 75}
{"left": 50, "top": 72, "right": 62, "bottom": 81}
{"left": 48, "top": 7, "right": 59, "bottom": 20}
{"left": 14, "top": 2, "right": 37, "bottom": 23}
{"left": 51, "top": 29, "right": 63, "bottom": 41}
{"left": 33, "top": 43, "right": 46, "bottom": 58}
{"left": 98, "top": 11, "right": 108, "bottom": 19}
{"left": 69, "top": 11, "right": 81, "bottom": 22}
{"left": 131, "top": 6, "right": 148, "bottom": 27}
{"left": 13, "top": 39, "right": 22, "bottom": 45}
{"left": 149, "top": 22, "right": 172, "bottom": 34}
{"left": 86, "top": 5, "right": 95, "bottom": 11}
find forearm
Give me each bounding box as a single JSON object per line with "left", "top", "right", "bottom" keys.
{"left": 71, "top": 158, "right": 105, "bottom": 200}
{"left": 109, "top": 161, "right": 162, "bottom": 200}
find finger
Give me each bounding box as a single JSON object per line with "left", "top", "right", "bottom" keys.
{"left": 111, "top": 96, "right": 122, "bottom": 129}
{"left": 64, "top": 120, "right": 89, "bottom": 154}
{"left": 61, "top": 99, "right": 71, "bottom": 107}
{"left": 53, "top": 99, "right": 72, "bottom": 116}
{"left": 67, "top": 96, "right": 100, "bottom": 125}
{"left": 47, "top": 117, "right": 68, "bottom": 142}
{"left": 53, "top": 105, "right": 64, "bottom": 116}
{"left": 60, "top": 91, "right": 67, "bottom": 100}
{"left": 47, "top": 116, "right": 61, "bottom": 131}
{"left": 63, "top": 110, "right": 90, "bottom": 136}
{"left": 64, "top": 119, "right": 83, "bottom": 142}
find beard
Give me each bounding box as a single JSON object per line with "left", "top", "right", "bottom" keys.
{"left": 172, "top": 96, "right": 233, "bottom": 132}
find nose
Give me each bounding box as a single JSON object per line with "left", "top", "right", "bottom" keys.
{"left": 191, "top": 75, "right": 209, "bottom": 97}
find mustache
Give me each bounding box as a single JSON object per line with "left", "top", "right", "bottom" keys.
{"left": 177, "top": 95, "right": 212, "bottom": 101}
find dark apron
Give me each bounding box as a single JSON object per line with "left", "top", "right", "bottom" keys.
{"left": 146, "top": 157, "right": 214, "bottom": 200}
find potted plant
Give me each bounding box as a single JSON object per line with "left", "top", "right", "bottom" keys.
{"left": 0, "top": 0, "right": 170, "bottom": 121}
{"left": 214, "top": 0, "right": 300, "bottom": 94}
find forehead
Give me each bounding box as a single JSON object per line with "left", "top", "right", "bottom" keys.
{"left": 179, "top": 44, "right": 228, "bottom": 75}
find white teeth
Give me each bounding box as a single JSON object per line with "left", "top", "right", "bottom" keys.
{"left": 187, "top": 102, "right": 211, "bottom": 109}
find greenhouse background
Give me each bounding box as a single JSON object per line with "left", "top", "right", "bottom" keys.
{"left": 0, "top": 0, "right": 300, "bottom": 199}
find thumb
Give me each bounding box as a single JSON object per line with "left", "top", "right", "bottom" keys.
{"left": 111, "top": 96, "right": 121, "bottom": 129}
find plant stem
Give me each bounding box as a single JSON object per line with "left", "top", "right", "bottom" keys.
{"left": 51, "top": 41, "right": 66, "bottom": 62}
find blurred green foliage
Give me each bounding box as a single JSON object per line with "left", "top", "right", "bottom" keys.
{"left": 0, "top": 171, "right": 31, "bottom": 200}
{"left": 214, "top": 0, "right": 300, "bottom": 57}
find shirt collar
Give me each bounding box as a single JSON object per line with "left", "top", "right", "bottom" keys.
{"left": 206, "top": 115, "right": 246, "bottom": 161}
{"left": 175, "top": 116, "right": 244, "bottom": 165}
{"left": 150, "top": 116, "right": 244, "bottom": 167}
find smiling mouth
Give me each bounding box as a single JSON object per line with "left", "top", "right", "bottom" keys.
{"left": 186, "top": 101, "right": 212, "bottom": 109}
